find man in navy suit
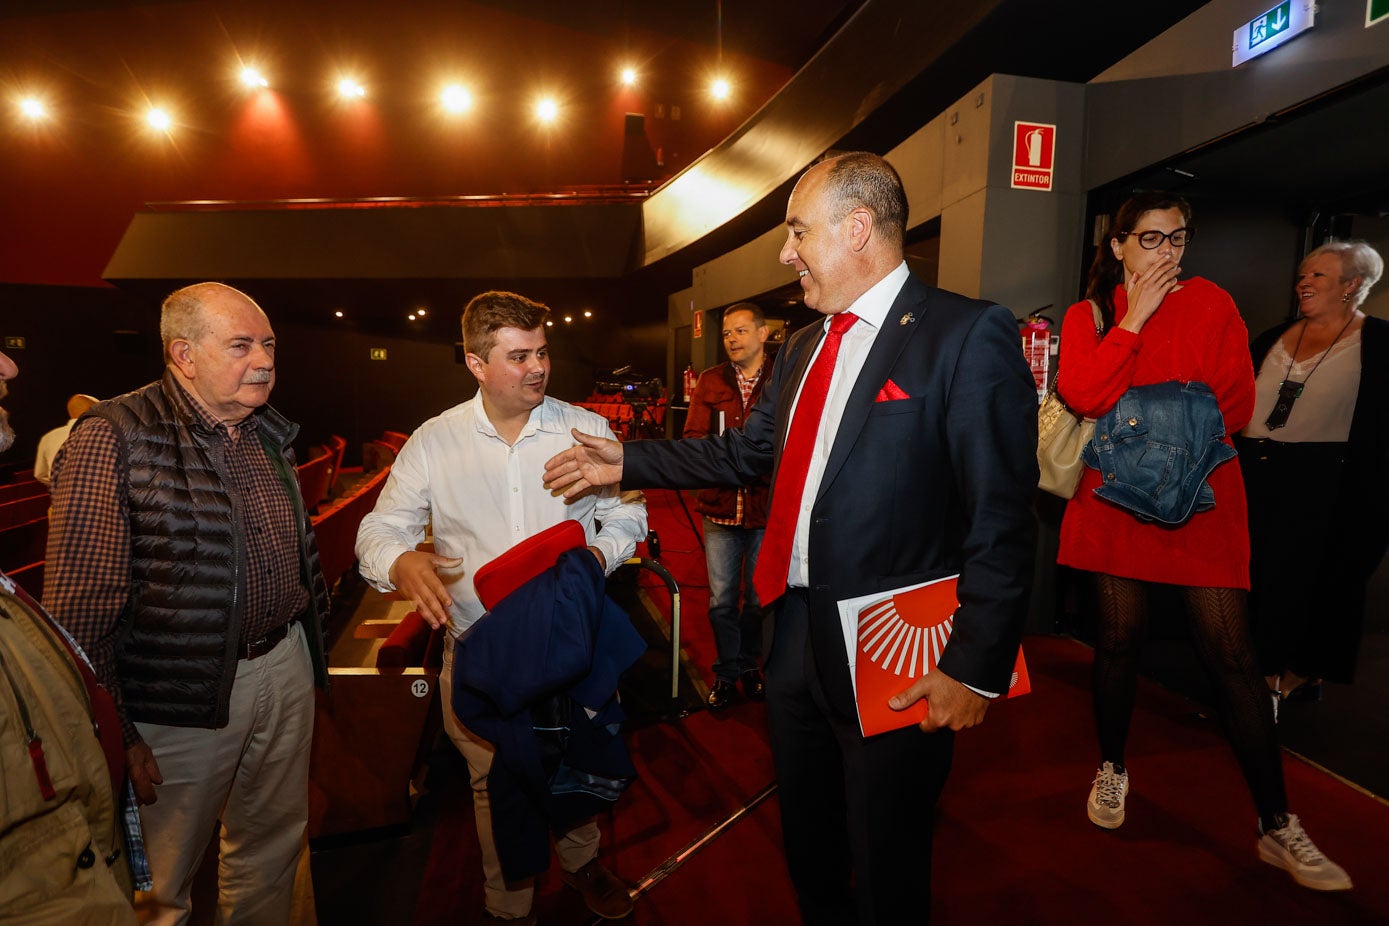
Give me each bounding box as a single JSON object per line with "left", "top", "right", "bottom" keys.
{"left": 544, "top": 152, "right": 1038, "bottom": 925}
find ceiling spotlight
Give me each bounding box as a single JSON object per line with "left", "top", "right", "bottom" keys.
{"left": 535, "top": 97, "right": 559, "bottom": 123}
{"left": 620, "top": 67, "right": 637, "bottom": 87}
{"left": 583, "top": 310, "right": 592, "bottom": 318}
{"left": 18, "top": 98, "right": 47, "bottom": 120}
{"left": 440, "top": 85, "right": 472, "bottom": 114}
{"left": 710, "top": 78, "right": 731, "bottom": 101}
{"left": 338, "top": 78, "right": 366, "bottom": 100}
{"left": 408, "top": 313, "right": 417, "bottom": 321}
{"left": 240, "top": 67, "right": 269, "bottom": 89}
{"left": 146, "top": 107, "right": 172, "bottom": 131}
{"left": 416, "top": 307, "right": 427, "bottom": 316}
{"left": 545, "top": 320, "right": 554, "bottom": 327}
{"left": 563, "top": 315, "right": 573, "bottom": 324}
{"left": 334, "top": 310, "right": 344, "bottom": 318}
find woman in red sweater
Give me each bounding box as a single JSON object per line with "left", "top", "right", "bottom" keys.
{"left": 1056, "top": 192, "right": 1349, "bottom": 891}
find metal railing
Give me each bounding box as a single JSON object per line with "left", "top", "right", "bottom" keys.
{"left": 622, "top": 556, "right": 681, "bottom": 701}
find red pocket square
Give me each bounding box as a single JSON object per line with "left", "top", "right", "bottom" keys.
{"left": 875, "top": 379, "right": 909, "bottom": 402}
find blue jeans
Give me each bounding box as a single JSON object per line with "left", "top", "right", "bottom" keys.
{"left": 703, "top": 518, "right": 765, "bottom": 681}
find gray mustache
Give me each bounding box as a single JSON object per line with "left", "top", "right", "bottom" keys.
{"left": 244, "top": 371, "right": 272, "bottom": 385}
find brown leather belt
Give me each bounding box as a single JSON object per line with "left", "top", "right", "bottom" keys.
{"left": 241, "top": 623, "right": 290, "bottom": 660}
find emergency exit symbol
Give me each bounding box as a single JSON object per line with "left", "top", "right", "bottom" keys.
{"left": 1250, "top": 1, "right": 1291, "bottom": 48}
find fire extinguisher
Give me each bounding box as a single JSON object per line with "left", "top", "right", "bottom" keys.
{"left": 683, "top": 364, "right": 697, "bottom": 404}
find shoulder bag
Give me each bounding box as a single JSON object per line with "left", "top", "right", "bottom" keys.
{"left": 1037, "top": 299, "right": 1104, "bottom": 499}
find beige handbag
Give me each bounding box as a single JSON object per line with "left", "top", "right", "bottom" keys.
{"left": 1037, "top": 300, "right": 1104, "bottom": 499}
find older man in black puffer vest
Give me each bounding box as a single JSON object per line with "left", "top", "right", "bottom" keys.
{"left": 45, "top": 282, "right": 330, "bottom": 926}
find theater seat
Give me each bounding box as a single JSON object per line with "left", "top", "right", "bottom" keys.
{"left": 308, "top": 666, "right": 440, "bottom": 839}
{"left": 375, "top": 611, "right": 444, "bottom": 670}
{"left": 7, "top": 560, "right": 44, "bottom": 599}
{"left": 308, "top": 607, "right": 445, "bottom": 840}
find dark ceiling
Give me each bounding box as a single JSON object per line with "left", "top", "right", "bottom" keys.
{"left": 10, "top": 0, "right": 1382, "bottom": 341}
{"left": 1121, "top": 68, "right": 1389, "bottom": 218}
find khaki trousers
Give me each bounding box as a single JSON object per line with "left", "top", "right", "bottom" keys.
{"left": 134, "top": 622, "right": 315, "bottom": 926}
{"left": 440, "top": 642, "right": 599, "bottom": 919}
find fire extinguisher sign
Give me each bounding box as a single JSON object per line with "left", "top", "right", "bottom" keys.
{"left": 1011, "top": 122, "right": 1056, "bottom": 191}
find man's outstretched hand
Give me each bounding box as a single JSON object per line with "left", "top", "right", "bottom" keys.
{"left": 543, "top": 429, "right": 625, "bottom": 499}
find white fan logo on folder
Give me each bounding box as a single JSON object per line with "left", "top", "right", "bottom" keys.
{"left": 857, "top": 599, "right": 954, "bottom": 679}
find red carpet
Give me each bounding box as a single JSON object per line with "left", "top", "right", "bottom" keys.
{"left": 408, "top": 490, "right": 1389, "bottom": 925}
{"left": 936, "top": 634, "right": 1389, "bottom": 925}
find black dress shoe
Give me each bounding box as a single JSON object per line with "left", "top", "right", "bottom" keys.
{"left": 740, "top": 668, "right": 766, "bottom": 702}
{"left": 706, "top": 679, "right": 738, "bottom": 711}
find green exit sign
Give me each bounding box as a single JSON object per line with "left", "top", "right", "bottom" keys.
{"left": 1369, "top": 0, "right": 1389, "bottom": 28}
{"left": 1232, "top": 1, "right": 1314, "bottom": 67}
{"left": 1249, "top": 0, "right": 1292, "bottom": 49}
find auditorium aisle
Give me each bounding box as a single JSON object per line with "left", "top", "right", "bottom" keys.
{"left": 306, "top": 490, "right": 1389, "bottom": 925}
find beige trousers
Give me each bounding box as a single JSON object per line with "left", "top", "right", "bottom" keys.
{"left": 440, "top": 641, "right": 600, "bottom": 919}
{"left": 134, "top": 622, "right": 315, "bottom": 926}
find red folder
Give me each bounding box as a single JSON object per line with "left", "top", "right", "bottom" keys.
{"left": 853, "top": 575, "right": 1029, "bottom": 737}
{"left": 472, "top": 519, "right": 587, "bottom": 611}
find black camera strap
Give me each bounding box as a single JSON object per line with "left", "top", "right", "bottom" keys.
{"left": 1265, "top": 313, "right": 1356, "bottom": 430}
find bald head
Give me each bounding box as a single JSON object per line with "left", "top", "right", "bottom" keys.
{"left": 814, "top": 152, "right": 908, "bottom": 249}
{"left": 160, "top": 282, "right": 263, "bottom": 363}
{"left": 780, "top": 152, "right": 909, "bottom": 315}
{"left": 66, "top": 394, "right": 99, "bottom": 419}
{"left": 162, "top": 283, "right": 277, "bottom": 424}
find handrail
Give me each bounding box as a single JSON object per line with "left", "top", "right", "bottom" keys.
{"left": 622, "top": 556, "right": 682, "bottom": 701}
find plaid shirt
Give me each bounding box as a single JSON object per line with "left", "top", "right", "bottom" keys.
{"left": 44, "top": 377, "right": 308, "bottom": 747}
{"left": 707, "top": 363, "right": 763, "bottom": 528}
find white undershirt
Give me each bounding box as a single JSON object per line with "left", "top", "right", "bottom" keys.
{"left": 787, "top": 261, "right": 910, "bottom": 588}
{"left": 1243, "top": 330, "right": 1360, "bottom": 442}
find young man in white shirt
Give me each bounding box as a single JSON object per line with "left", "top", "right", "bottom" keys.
{"left": 355, "top": 290, "right": 646, "bottom": 925}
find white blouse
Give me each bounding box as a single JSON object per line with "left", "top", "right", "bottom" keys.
{"left": 1244, "top": 328, "right": 1361, "bottom": 442}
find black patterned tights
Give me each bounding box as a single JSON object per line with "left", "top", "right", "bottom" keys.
{"left": 1092, "top": 574, "right": 1287, "bottom": 825}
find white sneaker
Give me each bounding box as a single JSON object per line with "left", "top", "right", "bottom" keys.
{"left": 1087, "top": 761, "right": 1129, "bottom": 829}
{"left": 1258, "top": 814, "right": 1353, "bottom": 891}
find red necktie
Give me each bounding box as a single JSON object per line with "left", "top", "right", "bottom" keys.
{"left": 753, "top": 311, "right": 859, "bottom": 606}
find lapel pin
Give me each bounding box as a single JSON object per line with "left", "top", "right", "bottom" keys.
{"left": 899, "top": 312, "right": 915, "bottom": 326}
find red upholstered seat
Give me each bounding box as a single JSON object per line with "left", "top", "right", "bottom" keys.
{"left": 376, "top": 611, "right": 443, "bottom": 669}
{"left": 295, "top": 448, "right": 334, "bottom": 514}
{"left": 0, "top": 517, "right": 48, "bottom": 574}
{"left": 0, "top": 479, "right": 45, "bottom": 505}
{"left": 7, "top": 560, "right": 44, "bottom": 599}
{"left": 311, "top": 465, "right": 391, "bottom": 592}
{"left": 0, "top": 493, "right": 49, "bottom": 530}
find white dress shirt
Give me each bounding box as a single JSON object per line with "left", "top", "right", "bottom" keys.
{"left": 355, "top": 394, "right": 647, "bottom": 637}
{"left": 780, "top": 262, "right": 1001, "bottom": 698}
{"left": 786, "top": 261, "right": 910, "bottom": 589}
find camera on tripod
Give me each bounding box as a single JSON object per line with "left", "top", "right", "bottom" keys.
{"left": 592, "top": 366, "right": 666, "bottom": 439}
{"left": 593, "top": 366, "right": 665, "bottom": 407}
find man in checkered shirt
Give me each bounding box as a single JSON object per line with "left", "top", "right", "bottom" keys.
{"left": 45, "top": 283, "right": 331, "bottom": 925}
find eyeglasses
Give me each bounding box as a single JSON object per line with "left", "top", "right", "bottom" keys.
{"left": 1116, "top": 227, "right": 1195, "bottom": 249}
